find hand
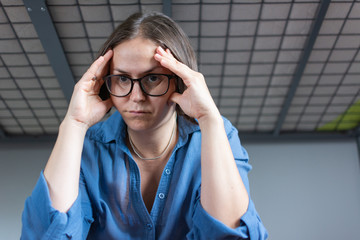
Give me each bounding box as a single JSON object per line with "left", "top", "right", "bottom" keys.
{"left": 64, "top": 50, "right": 114, "bottom": 129}
{"left": 154, "top": 47, "right": 220, "bottom": 122}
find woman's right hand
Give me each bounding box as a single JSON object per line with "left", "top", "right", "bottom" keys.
{"left": 64, "top": 50, "right": 114, "bottom": 130}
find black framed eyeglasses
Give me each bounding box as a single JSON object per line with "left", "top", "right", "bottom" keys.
{"left": 104, "top": 74, "right": 176, "bottom": 97}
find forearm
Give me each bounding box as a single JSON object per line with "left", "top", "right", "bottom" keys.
{"left": 43, "top": 118, "right": 88, "bottom": 212}
{"left": 199, "top": 113, "right": 249, "bottom": 229}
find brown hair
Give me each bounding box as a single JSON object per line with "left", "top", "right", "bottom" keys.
{"left": 98, "top": 11, "right": 197, "bottom": 123}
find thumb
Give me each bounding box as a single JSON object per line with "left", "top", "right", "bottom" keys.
{"left": 169, "top": 92, "right": 182, "bottom": 105}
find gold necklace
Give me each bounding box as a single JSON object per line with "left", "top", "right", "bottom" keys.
{"left": 128, "top": 115, "right": 177, "bottom": 160}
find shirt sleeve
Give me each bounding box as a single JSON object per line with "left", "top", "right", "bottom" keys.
{"left": 188, "top": 118, "right": 268, "bottom": 240}
{"left": 21, "top": 171, "right": 93, "bottom": 240}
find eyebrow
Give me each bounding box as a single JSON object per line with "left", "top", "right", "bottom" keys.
{"left": 113, "top": 66, "right": 164, "bottom": 75}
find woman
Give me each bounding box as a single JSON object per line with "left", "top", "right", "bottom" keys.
{"left": 21, "top": 12, "right": 267, "bottom": 239}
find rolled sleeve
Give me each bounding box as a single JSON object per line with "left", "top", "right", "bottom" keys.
{"left": 21, "top": 172, "right": 93, "bottom": 240}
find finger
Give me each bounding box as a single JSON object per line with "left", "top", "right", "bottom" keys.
{"left": 83, "top": 50, "right": 113, "bottom": 82}
{"left": 154, "top": 47, "right": 193, "bottom": 82}
{"left": 169, "top": 92, "right": 182, "bottom": 105}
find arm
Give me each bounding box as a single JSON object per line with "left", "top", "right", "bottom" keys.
{"left": 44, "top": 50, "right": 113, "bottom": 212}
{"left": 155, "top": 47, "right": 248, "bottom": 228}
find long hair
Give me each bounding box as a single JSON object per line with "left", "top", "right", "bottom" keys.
{"left": 98, "top": 11, "right": 197, "bottom": 123}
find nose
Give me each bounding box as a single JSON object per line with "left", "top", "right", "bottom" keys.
{"left": 129, "top": 81, "right": 146, "bottom": 102}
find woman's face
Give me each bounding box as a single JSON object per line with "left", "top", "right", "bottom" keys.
{"left": 109, "top": 37, "right": 177, "bottom": 132}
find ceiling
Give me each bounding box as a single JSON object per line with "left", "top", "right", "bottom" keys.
{"left": 0, "top": 0, "right": 359, "bottom": 142}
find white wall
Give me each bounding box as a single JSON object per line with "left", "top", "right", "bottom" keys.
{"left": 244, "top": 139, "right": 360, "bottom": 240}
{"left": 1, "top": 138, "right": 359, "bottom": 239}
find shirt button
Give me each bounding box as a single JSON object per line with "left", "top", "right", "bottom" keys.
{"left": 146, "top": 223, "right": 153, "bottom": 230}
{"left": 158, "top": 193, "right": 165, "bottom": 199}
{"left": 165, "top": 168, "right": 171, "bottom": 175}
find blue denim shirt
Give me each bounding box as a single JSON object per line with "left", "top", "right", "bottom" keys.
{"left": 21, "top": 111, "right": 268, "bottom": 239}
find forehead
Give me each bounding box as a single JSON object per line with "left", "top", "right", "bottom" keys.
{"left": 111, "top": 38, "right": 168, "bottom": 75}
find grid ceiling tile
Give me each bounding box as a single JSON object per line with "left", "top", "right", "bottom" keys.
{"left": 22, "top": 89, "right": 46, "bottom": 99}
{"left": 231, "top": 4, "right": 260, "bottom": 20}
{"left": 172, "top": 5, "right": 200, "bottom": 21}
{"left": 48, "top": 6, "right": 82, "bottom": 22}
{"left": 200, "top": 64, "right": 222, "bottom": 76}
{"left": 80, "top": 6, "right": 111, "bottom": 22}
{"left": 79, "top": 0, "right": 108, "bottom": 4}
{"left": 20, "top": 39, "right": 45, "bottom": 52}
{"left": 230, "top": 21, "right": 257, "bottom": 36}
{"left": 335, "top": 35, "right": 360, "bottom": 49}
{"left": 202, "top": 4, "right": 230, "bottom": 21}
{"left": 249, "top": 63, "right": 273, "bottom": 75}
{"left": 325, "top": 2, "right": 352, "bottom": 19}
{"left": 40, "top": 78, "right": 60, "bottom": 88}
{"left": 9, "top": 66, "right": 35, "bottom": 78}
{"left": 319, "top": 20, "right": 344, "bottom": 34}
{"left": 0, "top": 23, "right": 15, "bottom": 38}
{"left": 342, "top": 20, "right": 360, "bottom": 34}
{"left": 281, "top": 36, "right": 307, "bottom": 49}
{"left": 329, "top": 49, "right": 357, "bottom": 61}
{"left": 28, "top": 99, "right": 51, "bottom": 108}
{"left": 226, "top": 51, "right": 250, "bottom": 63}
{"left": 13, "top": 23, "right": 37, "bottom": 38}
{"left": 5, "top": 99, "right": 27, "bottom": 108}
{"left": 267, "top": 86, "right": 288, "bottom": 96}
{"left": 27, "top": 53, "right": 50, "bottom": 65}
{"left": 323, "top": 62, "right": 349, "bottom": 74}
{"left": 225, "top": 64, "right": 247, "bottom": 75}
{"left": 349, "top": 2, "right": 360, "bottom": 18}
{"left": 248, "top": 76, "right": 270, "bottom": 86}
{"left": 285, "top": 20, "right": 312, "bottom": 35}
{"left": 47, "top": 0, "right": 77, "bottom": 5}
{"left": 270, "top": 76, "right": 292, "bottom": 86}
{"left": 66, "top": 53, "right": 93, "bottom": 65}
{"left": 89, "top": 38, "right": 107, "bottom": 52}
{"left": 15, "top": 79, "right": 40, "bottom": 89}
{"left": 0, "top": 39, "right": 22, "bottom": 53}
{"left": 349, "top": 62, "right": 360, "bottom": 74}
{"left": 261, "top": 3, "right": 291, "bottom": 20}
{"left": 314, "top": 86, "right": 337, "bottom": 95}
{"left": 274, "top": 63, "right": 297, "bottom": 74}
{"left": 110, "top": 5, "right": 141, "bottom": 21}
{"left": 0, "top": 67, "right": 10, "bottom": 78}
{"left": 140, "top": 4, "right": 162, "bottom": 13}
{"left": 55, "top": 23, "right": 86, "bottom": 38}
{"left": 34, "top": 66, "right": 55, "bottom": 77}
{"left": 223, "top": 76, "right": 245, "bottom": 87}
{"left": 278, "top": 50, "right": 302, "bottom": 62}
{"left": 0, "top": 8, "right": 8, "bottom": 23}
{"left": 61, "top": 38, "right": 90, "bottom": 52}
{"left": 252, "top": 51, "right": 276, "bottom": 63}
{"left": 200, "top": 37, "right": 225, "bottom": 50}
{"left": 255, "top": 36, "right": 281, "bottom": 50}
{"left": 0, "top": 79, "right": 16, "bottom": 89}
{"left": 1, "top": 54, "right": 28, "bottom": 66}
{"left": 313, "top": 36, "right": 336, "bottom": 49}
{"left": 86, "top": 23, "right": 113, "bottom": 37}
{"left": 228, "top": 37, "right": 253, "bottom": 50}
{"left": 13, "top": 109, "right": 33, "bottom": 117}
{"left": 258, "top": 21, "right": 286, "bottom": 35}
{"left": 309, "top": 50, "right": 330, "bottom": 62}
{"left": 290, "top": 3, "right": 318, "bottom": 19}
{"left": 343, "top": 74, "right": 360, "bottom": 84}
{"left": 199, "top": 52, "right": 224, "bottom": 64}
{"left": 201, "top": 22, "right": 227, "bottom": 36}
{"left": 177, "top": 22, "right": 199, "bottom": 36}
{"left": 4, "top": 6, "right": 31, "bottom": 23}
{"left": 318, "top": 75, "right": 342, "bottom": 85}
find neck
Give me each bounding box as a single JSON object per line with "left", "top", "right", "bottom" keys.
{"left": 127, "top": 112, "right": 177, "bottom": 160}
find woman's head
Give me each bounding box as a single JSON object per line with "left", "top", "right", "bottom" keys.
{"left": 98, "top": 11, "right": 197, "bottom": 122}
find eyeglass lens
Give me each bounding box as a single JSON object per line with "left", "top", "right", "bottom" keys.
{"left": 105, "top": 74, "right": 171, "bottom": 97}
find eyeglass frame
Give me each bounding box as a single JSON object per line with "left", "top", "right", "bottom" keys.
{"left": 104, "top": 74, "right": 178, "bottom": 97}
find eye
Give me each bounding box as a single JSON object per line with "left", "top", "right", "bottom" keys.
{"left": 147, "top": 74, "right": 161, "bottom": 82}
{"left": 117, "top": 75, "right": 129, "bottom": 82}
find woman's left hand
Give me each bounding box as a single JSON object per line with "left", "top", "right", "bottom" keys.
{"left": 154, "top": 46, "right": 220, "bottom": 122}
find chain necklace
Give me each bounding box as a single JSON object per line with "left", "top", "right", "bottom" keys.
{"left": 128, "top": 114, "right": 177, "bottom": 160}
